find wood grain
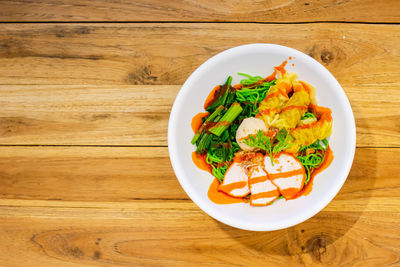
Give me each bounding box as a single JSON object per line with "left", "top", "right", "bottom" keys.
{"left": 0, "top": 147, "right": 398, "bottom": 203}
{"left": 0, "top": 85, "right": 176, "bottom": 146}
{"left": 0, "top": 84, "right": 399, "bottom": 146}
{"left": 0, "top": 204, "right": 399, "bottom": 266}
{"left": 0, "top": 0, "right": 399, "bottom": 23}
{"left": 0, "top": 23, "right": 399, "bottom": 87}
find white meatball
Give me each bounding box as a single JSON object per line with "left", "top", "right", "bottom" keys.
{"left": 235, "top": 117, "right": 268, "bottom": 151}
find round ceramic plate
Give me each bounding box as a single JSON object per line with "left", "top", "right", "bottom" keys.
{"left": 168, "top": 44, "right": 356, "bottom": 231}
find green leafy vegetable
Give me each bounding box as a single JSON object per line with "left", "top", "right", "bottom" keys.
{"left": 243, "top": 130, "right": 272, "bottom": 154}
{"left": 206, "top": 76, "right": 232, "bottom": 112}
{"left": 272, "top": 128, "right": 293, "bottom": 154}
{"left": 212, "top": 165, "right": 228, "bottom": 183}
{"left": 191, "top": 105, "right": 224, "bottom": 144}
{"left": 242, "top": 129, "right": 293, "bottom": 165}
{"left": 206, "top": 141, "right": 240, "bottom": 183}
{"left": 209, "top": 103, "right": 243, "bottom": 136}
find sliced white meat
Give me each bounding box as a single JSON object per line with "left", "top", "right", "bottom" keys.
{"left": 248, "top": 164, "right": 280, "bottom": 206}
{"left": 264, "top": 153, "right": 305, "bottom": 199}
{"left": 219, "top": 162, "right": 250, "bottom": 197}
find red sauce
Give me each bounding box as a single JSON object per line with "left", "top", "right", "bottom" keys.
{"left": 207, "top": 178, "right": 245, "bottom": 204}
{"left": 251, "top": 191, "right": 280, "bottom": 200}
{"left": 249, "top": 175, "right": 269, "bottom": 184}
{"left": 289, "top": 56, "right": 292, "bottom": 60}
{"left": 219, "top": 181, "right": 247, "bottom": 194}
{"left": 259, "top": 107, "right": 279, "bottom": 115}
{"left": 274, "top": 60, "right": 288, "bottom": 75}
{"left": 264, "top": 91, "right": 288, "bottom": 101}
{"left": 191, "top": 151, "right": 212, "bottom": 174}
{"left": 233, "top": 83, "right": 242, "bottom": 89}
{"left": 191, "top": 112, "right": 209, "bottom": 133}
{"left": 280, "top": 105, "right": 307, "bottom": 113}
{"left": 268, "top": 168, "right": 305, "bottom": 180}
{"left": 212, "top": 120, "right": 231, "bottom": 129}
{"left": 265, "top": 70, "right": 277, "bottom": 82}
{"left": 204, "top": 85, "right": 220, "bottom": 109}
{"left": 298, "top": 81, "right": 311, "bottom": 94}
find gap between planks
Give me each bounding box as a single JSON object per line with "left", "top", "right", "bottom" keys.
{"left": 0, "top": 21, "right": 399, "bottom": 25}
{"left": 1, "top": 198, "right": 399, "bottom": 216}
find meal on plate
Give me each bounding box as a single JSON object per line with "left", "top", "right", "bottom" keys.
{"left": 191, "top": 60, "right": 333, "bottom": 206}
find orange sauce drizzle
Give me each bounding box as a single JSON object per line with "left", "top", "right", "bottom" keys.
{"left": 233, "top": 83, "right": 242, "bottom": 89}
{"left": 251, "top": 191, "right": 280, "bottom": 200}
{"left": 249, "top": 175, "right": 269, "bottom": 184}
{"left": 264, "top": 91, "right": 287, "bottom": 101}
{"left": 298, "top": 81, "right": 311, "bottom": 94}
{"left": 293, "top": 82, "right": 310, "bottom": 94}
{"left": 274, "top": 60, "right": 288, "bottom": 75}
{"left": 191, "top": 151, "right": 212, "bottom": 174}
{"left": 268, "top": 168, "right": 305, "bottom": 180}
{"left": 280, "top": 188, "right": 301, "bottom": 199}
{"left": 219, "top": 181, "right": 247, "bottom": 194}
{"left": 265, "top": 70, "right": 277, "bottom": 81}
{"left": 207, "top": 178, "right": 245, "bottom": 204}
{"left": 280, "top": 105, "right": 307, "bottom": 113}
{"left": 204, "top": 85, "right": 220, "bottom": 109}
{"left": 191, "top": 112, "right": 209, "bottom": 133}
{"left": 259, "top": 107, "right": 279, "bottom": 115}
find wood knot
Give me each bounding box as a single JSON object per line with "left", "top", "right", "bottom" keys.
{"left": 305, "top": 234, "right": 335, "bottom": 263}
{"left": 93, "top": 250, "right": 101, "bottom": 260}
{"left": 321, "top": 50, "right": 334, "bottom": 64}
{"left": 126, "top": 66, "right": 158, "bottom": 85}
{"left": 75, "top": 26, "right": 91, "bottom": 35}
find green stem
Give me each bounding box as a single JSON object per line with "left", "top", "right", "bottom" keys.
{"left": 209, "top": 103, "right": 242, "bottom": 137}
{"left": 196, "top": 133, "right": 213, "bottom": 152}
{"left": 191, "top": 105, "right": 224, "bottom": 144}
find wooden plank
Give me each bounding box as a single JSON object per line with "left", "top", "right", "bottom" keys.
{"left": 0, "top": 147, "right": 398, "bottom": 203}
{"left": 0, "top": 23, "right": 399, "bottom": 87}
{"left": 0, "top": 85, "right": 399, "bottom": 146}
{"left": 0, "top": 203, "right": 399, "bottom": 266}
{"left": 0, "top": 0, "right": 399, "bottom": 23}
{"left": 0, "top": 146, "right": 185, "bottom": 201}
{"left": 0, "top": 85, "right": 176, "bottom": 146}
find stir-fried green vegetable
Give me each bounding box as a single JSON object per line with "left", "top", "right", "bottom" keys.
{"left": 209, "top": 103, "right": 243, "bottom": 136}
{"left": 193, "top": 73, "right": 276, "bottom": 182}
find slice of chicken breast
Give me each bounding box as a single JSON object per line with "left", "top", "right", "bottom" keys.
{"left": 248, "top": 164, "right": 280, "bottom": 206}
{"left": 264, "top": 153, "right": 305, "bottom": 199}
{"left": 219, "top": 162, "right": 250, "bottom": 197}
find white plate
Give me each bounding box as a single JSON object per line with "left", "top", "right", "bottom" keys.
{"left": 168, "top": 44, "right": 356, "bottom": 231}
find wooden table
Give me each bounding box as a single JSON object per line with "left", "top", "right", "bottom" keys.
{"left": 0, "top": 1, "right": 399, "bottom": 266}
